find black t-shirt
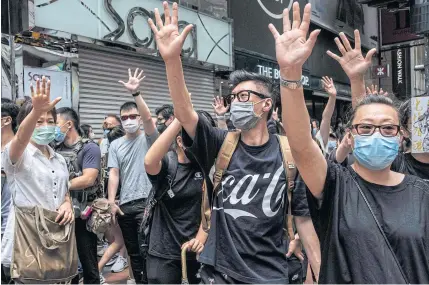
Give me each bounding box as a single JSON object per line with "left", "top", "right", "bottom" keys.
{"left": 307, "top": 160, "right": 429, "bottom": 283}
{"left": 182, "top": 114, "right": 309, "bottom": 284}
{"left": 147, "top": 154, "right": 204, "bottom": 260}
{"left": 328, "top": 147, "right": 355, "bottom": 166}
{"left": 391, "top": 152, "right": 429, "bottom": 181}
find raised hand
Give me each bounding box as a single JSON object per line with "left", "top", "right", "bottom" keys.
{"left": 366, "top": 84, "right": 388, "bottom": 96}
{"left": 272, "top": 107, "right": 279, "bottom": 122}
{"left": 30, "top": 76, "right": 61, "bottom": 114}
{"left": 119, "top": 68, "right": 145, "bottom": 94}
{"left": 148, "top": 2, "right": 193, "bottom": 62}
{"left": 327, "top": 30, "right": 377, "bottom": 81}
{"left": 212, "top": 96, "right": 229, "bottom": 116}
{"left": 321, "top": 76, "right": 337, "bottom": 97}
{"left": 269, "top": 3, "right": 320, "bottom": 76}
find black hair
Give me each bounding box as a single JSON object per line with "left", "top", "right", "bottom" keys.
{"left": 1, "top": 101, "right": 20, "bottom": 133}
{"left": 1, "top": 98, "right": 12, "bottom": 104}
{"left": 229, "top": 70, "right": 276, "bottom": 119}
{"left": 155, "top": 104, "right": 174, "bottom": 120}
{"left": 107, "top": 126, "right": 125, "bottom": 143}
{"left": 105, "top": 114, "right": 121, "bottom": 125}
{"left": 399, "top": 98, "right": 411, "bottom": 131}
{"left": 311, "top": 119, "right": 320, "bottom": 128}
{"left": 80, "top": 124, "right": 92, "bottom": 138}
{"left": 57, "top": 107, "right": 82, "bottom": 135}
{"left": 197, "top": 110, "right": 216, "bottom": 127}
{"left": 120, "top": 102, "right": 138, "bottom": 115}
{"left": 17, "top": 101, "right": 57, "bottom": 126}
{"left": 347, "top": 95, "right": 399, "bottom": 127}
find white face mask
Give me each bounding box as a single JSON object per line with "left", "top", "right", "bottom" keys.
{"left": 122, "top": 119, "right": 140, "bottom": 134}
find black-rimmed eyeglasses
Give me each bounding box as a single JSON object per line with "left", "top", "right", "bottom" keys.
{"left": 224, "top": 90, "right": 269, "bottom": 104}
{"left": 352, "top": 124, "right": 400, "bottom": 137}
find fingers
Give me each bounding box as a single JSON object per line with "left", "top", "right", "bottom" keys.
{"left": 300, "top": 3, "right": 311, "bottom": 33}
{"left": 268, "top": 23, "right": 280, "bottom": 40}
{"left": 354, "top": 29, "right": 361, "bottom": 50}
{"left": 191, "top": 240, "right": 199, "bottom": 252}
{"left": 137, "top": 69, "right": 144, "bottom": 79}
{"left": 117, "top": 207, "right": 124, "bottom": 216}
{"left": 41, "top": 76, "right": 46, "bottom": 96}
{"left": 134, "top": 68, "right": 139, "bottom": 78}
{"left": 148, "top": 18, "right": 158, "bottom": 35}
{"left": 48, "top": 97, "right": 62, "bottom": 109}
{"left": 339, "top": 32, "right": 352, "bottom": 52}
{"left": 36, "top": 78, "right": 41, "bottom": 95}
{"left": 286, "top": 249, "right": 293, "bottom": 258}
{"left": 283, "top": 8, "right": 291, "bottom": 32}
{"left": 172, "top": 2, "right": 178, "bottom": 26}
{"left": 366, "top": 87, "right": 371, "bottom": 94}
{"left": 30, "top": 84, "right": 35, "bottom": 97}
{"left": 55, "top": 209, "right": 65, "bottom": 223}
{"left": 46, "top": 79, "right": 51, "bottom": 97}
{"left": 181, "top": 242, "right": 189, "bottom": 250}
{"left": 163, "top": 1, "right": 171, "bottom": 26}
{"left": 329, "top": 77, "right": 334, "bottom": 84}
{"left": 292, "top": 2, "right": 301, "bottom": 30}
{"left": 179, "top": 24, "right": 193, "bottom": 44}
{"left": 118, "top": 80, "right": 126, "bottom": 86}
{"left": 297, "top": 252, "right": 305, "bottom": 262}
{"left": 128, "top": 68, "right": 132, "bottom": 79}
{"left": 365, "top": 48, "right": 377, "bottom": 63}
{"left": 196, "top": 243, "right": 204, "bottom": 254}
{"left": 306, "top": 29, "right": 320, "bottom": 51}
{"left": 138, "top": 75, "right": 146, "bottom": 83}
{"left": 334, "top": 37, "right": 347, "bottom": 56}
{"left": 275, "top": 107, "right": 279, "bottom": 113}
{"left": 326, "top": 50, "right": 341, "bottom": 62}
{"left": 154, "top": 8, "right": 163, "bottom": 29}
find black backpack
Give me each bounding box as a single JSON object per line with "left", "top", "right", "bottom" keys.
{"left": 138, "top": 151, "right": 178, "bottom": 258}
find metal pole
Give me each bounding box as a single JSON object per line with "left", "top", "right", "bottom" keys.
{"left": 424, "top": 34, "right": 429, "bottom": 93}
{"left": 8, "top": 0, "right": 16, "bottom": 102}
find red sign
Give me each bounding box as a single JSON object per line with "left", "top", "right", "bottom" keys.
{"left": 372, "top": 65, "right": 389, "bottom": 78}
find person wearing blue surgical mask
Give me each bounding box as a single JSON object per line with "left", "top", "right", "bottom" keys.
{"left": 1, "top": 77, "right": 73, "bottom": 277}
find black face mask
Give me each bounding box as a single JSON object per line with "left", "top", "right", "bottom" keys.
{"left": 157, "top": 123, "right": 167, "bottom": 134}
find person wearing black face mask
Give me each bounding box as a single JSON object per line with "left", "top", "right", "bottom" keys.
{"left": 155, "top": 104, "right": 174, "bottom": 134}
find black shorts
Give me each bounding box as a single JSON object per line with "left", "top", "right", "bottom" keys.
{"left": 146, "top": 254, "right": 201, "bottom": 284}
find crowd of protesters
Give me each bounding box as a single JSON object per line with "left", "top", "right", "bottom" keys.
{"left": 1, "top": 1, "right": 428, "bottom": 284}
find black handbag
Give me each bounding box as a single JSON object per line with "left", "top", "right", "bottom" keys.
{"left": 350, "top": 173, "right": 410, "bottom": 284}
{"left": 138, "top": 152, "right": 178, "bottom": 258}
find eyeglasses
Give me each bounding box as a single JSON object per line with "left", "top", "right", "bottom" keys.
{"left": 224, "top": 90, "right": 269, "bottom": 104}
{"left": 352, "top": 124, "right": 400, "bottom": 137}
{"left": 120, "top": 114, "right": 140, "bottom": 121}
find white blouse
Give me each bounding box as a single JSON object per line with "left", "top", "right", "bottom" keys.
{"left": 1, "top": 142, "right": 69, "bottom": 266}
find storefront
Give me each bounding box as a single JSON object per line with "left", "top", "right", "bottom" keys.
{"left": 19, "top": 0, "right": 233, "bottom": 137}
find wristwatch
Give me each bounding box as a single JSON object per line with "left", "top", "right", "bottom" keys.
{"left": 280, "top": 77, "right": 303, "bottom": 90}
{"left": 132, "top": 91, "right": 141, "bottom": 97}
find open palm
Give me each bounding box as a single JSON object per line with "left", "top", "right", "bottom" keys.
{"left": 269, "top": 3, "right": 320, "bottom": 71}
{"left": 148, "top": 2, "right": 193, "bottom": 62}
{"left": 327, "top": 30, "right": 376, "bottom": 80}
{"left": 119, "top": 68, "right": 145, "bottom": 94}
{"left": 30, "top": 76, "right": 61, "bottom": 113}
{"left": 212, "top": 96, "right": 229, "bottom": 116}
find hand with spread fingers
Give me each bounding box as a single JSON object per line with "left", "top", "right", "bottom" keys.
{"left": 56, "top": 200, "right": 74, "bottom": 226}
{"left": 269, "top": 2, "right": 321, "bottom": 74}
{"left": 148, "top": 1, "right": 193, "bottom": 62}
{"left": 326, "top": 30, "right": 377, "bottom": 81}
{"left": 212, "top": 96, "right": 229, "bottom": 116}
{"left": 30, "top": 76, "right": 62, "bottom": 114}
{"left": 272, "top": 107, "right": 280, "bottom": 122}
{"left": 322, "top": 76, "right": 337, "bottom": 97}
{"left": 366, "top": 84, "right": 388, "bottom": 96}
{"left": 119, "top": 68, "right": 145, "bottom": 94}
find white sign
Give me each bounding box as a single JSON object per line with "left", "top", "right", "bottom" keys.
{"left": 257, "top": 65, "right": 310, "bottom": 87}
{"left": 33, "top": 0, "right": 233, "bottom": 68}
{"left": 23, "top": 67, "right": 72, "bottom": 109}
{"left": 411, "top": 96, "right": 429, "bottom": 153}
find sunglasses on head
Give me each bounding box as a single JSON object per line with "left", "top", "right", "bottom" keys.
{"left": 120, "top": 114, "right": 140, "bottom": 121}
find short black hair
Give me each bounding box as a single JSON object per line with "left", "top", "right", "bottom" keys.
{"left": 17, "top": 101, "right": 57, "bottom": 126}
{"left": 155, "top": 104, "right": 174, "bottom": 120}
{"left": 348, "top": 95, "right": 399, "bottom": 127}
{"left": 81, "top": 124, "right": 92, "bottom": 138}
{"left": 197, "top": 110, "right": 216, "bottom": 127}
{"left": 1, "top": 101, "right": 19, "bottom": 132}
{"left": 57, "top": 107, "right": 80, "bottom": 132}
{"left": 120, "top": 102, "right": 138, "bottom": 115}
{"left": 399, "top": 99, "right": 411, "bottom": 131}
{"left": 229, "top": 70, "right": 276, "bottom": 119}
{"left": 107, "top": 126, "right": 125, "bottom": 143}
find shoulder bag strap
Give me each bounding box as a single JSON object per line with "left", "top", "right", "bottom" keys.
{"left": 154, "top": 152, "right": 179, "bottom": 203}
{"left": 277, "top": 135, "right": 297, "bottom": 241}
{"left": 213, "top": 131, "right": 241, "bottom": 191}
{"left": 350, "top": 174, "right": 409, "bottom": 284}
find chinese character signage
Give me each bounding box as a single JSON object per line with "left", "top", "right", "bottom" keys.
{"left": 411, "top": 96, "right": 429, "bottom": 153}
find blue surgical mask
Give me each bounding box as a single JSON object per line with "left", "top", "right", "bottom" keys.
{"left": 54, "top": 126, "right": 66, "bottom": 143}
{"left": 327, "top": 140, "right": 337, "bottom": 151}
{"left": 353, "top": 132, "right": 399, "bottom": 170}
{"left": 32, "top": 126, "right": 56, "bottom": 145}
{"left": 230, "top": 101, "right": 264, "bottom": 131}
{"left": 103, "top": 129, "right": 110, "bottom": 138}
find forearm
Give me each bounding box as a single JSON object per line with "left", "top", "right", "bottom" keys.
{"left": 108, "top": 172, "right": 120, "bottom": 203}
{"left": 295, "top": 216, "right": 321, "bottom": 280}
{"left": 145, "top": 119, "right": 181, "bottom": 171}
{"left": 350, "top": 76, "right": 366, "bottom": 109}
{"left": 195, "top": 224, "right": 208, "bottom": 244}
{"left": 134, "top": 94, "right": 156, "bottom": 136}
{"left": 216, "top": 117, "right": 228, "bottom": 130}
{"left": 335, "top": 143, "right": 350, "bottom": 163}
{"left": 9, "top": 110, "right": 40, "bottom": 164}
{"left": 69, "top": 175, "right": 97, "bottom": 191}
{"left": 62, "top": 192, "right": 72, "bottom": 204}
{"left": 320, "top": 96, "right": 336, "bottom": 146}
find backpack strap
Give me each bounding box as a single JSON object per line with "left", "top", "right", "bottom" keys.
{"left": 277, "top": 135, "right": 297, "bottom": 241}
{"left": 155, "top": 151, "right": 179, "bottom": 201}
{"left": 201, "top": 131, "right": 240, "bottom": 233}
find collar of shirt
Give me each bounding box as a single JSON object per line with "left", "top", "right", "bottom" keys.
{"left": 27, "top": 143, "right": 57, "bottom": 160}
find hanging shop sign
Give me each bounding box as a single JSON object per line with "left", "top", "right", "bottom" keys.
{"left": 32, "top": 0, "right": 232, "bottom": 67}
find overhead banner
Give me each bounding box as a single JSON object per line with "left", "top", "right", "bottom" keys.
{"left": 33, "top": 0, "right": 233, "bottom": 68}
{"left": 310, "top": 0, "right": 378, "bottom": 49}
{"left": 411, "top": 96, "right": 429, "bottom": 154}
{"left": 391, "top": 48, "right": 411, "bottom": 100}
{"left": 23, "top": 66, "right": 72, "bottom": 109}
